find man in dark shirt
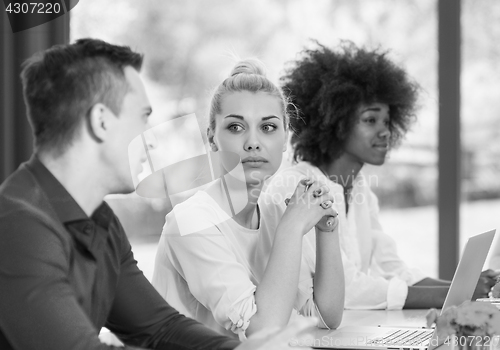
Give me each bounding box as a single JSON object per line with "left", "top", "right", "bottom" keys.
{"left": 0, "top": 38, "right": 315, "bottom": 350}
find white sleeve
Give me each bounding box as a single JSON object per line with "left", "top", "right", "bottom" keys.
{"left": 343, "top": 251, "right": 409, "bottom": 310}
{"left": 368, "top": 191, "right": 427, "bottom": 286}
{"left": 161, "top": 209, "right": 258, "bottom": 338}
{"left": 344, "top": 190, "right": 426, "bottom": 310}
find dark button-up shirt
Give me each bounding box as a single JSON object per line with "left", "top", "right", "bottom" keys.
{"left": 0, "top": 156, "right": 240, "bottom": 350}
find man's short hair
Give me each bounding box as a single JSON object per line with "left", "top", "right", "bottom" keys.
{"left": 21, "top": 38, "right": 144, "bottom": 153}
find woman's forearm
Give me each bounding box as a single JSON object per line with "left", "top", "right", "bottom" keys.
{"left": 313, "top": 228, "right": 344, "bottom": 329}
{"left": 246, "top": 220, "right": 304, "bottom": 335}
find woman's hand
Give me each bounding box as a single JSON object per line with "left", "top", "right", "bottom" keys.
{"left": 282, "top": 178, "right": 337, "bottom": 235}
{"left": 315, "top": 210, "right": 338, "bottom": 232}
{"left": 473, "top": 269, "right": 500, "bottom": 299}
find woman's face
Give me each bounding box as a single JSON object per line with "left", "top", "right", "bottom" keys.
{"left": 342, "top": 102, "right": 391, "bottom": 166}
{"left": 211, "top": 91, "right": 287, "bottom": 186}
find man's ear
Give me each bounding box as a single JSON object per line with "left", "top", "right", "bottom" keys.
{"left": 88, "top": 103, "right": 112, "bottom": 141}
{"left": 207, "top": 127, "right": 218, "bottom": 152}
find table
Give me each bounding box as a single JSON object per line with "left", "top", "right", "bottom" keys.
{"left": 294, "top": 309, "right": 436, "bottom": 349}
{"left": 338, "top": 309, "right": 429, "bottom": 328}
{"left": 100, "top": 309, "right": 436, "bottom": 348}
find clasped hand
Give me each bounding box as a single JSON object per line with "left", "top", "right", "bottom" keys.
{"left": 283, "top": 178, "right": 338, "bottom": 234}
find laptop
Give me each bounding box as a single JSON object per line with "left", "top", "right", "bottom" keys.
{"left": 294, "top": 229, "right": 496, "bottom": 350}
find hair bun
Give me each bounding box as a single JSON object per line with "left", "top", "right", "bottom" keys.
{"left": 230, "top": 58, "right": 267, "bottom": 77}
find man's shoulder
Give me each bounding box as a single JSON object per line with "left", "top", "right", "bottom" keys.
{"left": 1, "top": 163, "right": 37, "bottom": 205}
{"left": 0, "top": 164, "right": 60, "bottom": 231}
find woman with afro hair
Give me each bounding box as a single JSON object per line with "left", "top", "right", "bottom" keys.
{"left": 265, "top": 41, "right": 496, "bottom": 309}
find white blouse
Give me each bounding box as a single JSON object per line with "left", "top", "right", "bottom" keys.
{"left": 152, "top": 190, "right": 319, "bottom": 339}
{"left": 265, "top": 161, "right": 426, "bottom": 310}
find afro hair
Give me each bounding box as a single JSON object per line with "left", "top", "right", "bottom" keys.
{"left": 281, "top": 41, "right": 420, "bottom": 167}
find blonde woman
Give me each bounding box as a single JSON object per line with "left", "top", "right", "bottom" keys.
{"left": 152, "top": 60, "right": 344, "bottom": 339}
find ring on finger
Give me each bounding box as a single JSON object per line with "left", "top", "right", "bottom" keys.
{"left": 320, "top": 200, "right": 333, "bottom": 209}
{"left": 304, "top": 183, "right": 312, "bottom": 193}
{"left": 301, "top": 178, "right": 313, "bottom": 193}
{"left": 313, "top": 188, "right": 323, "bottom": 198}
{"left": 326, "top": 217, "right": 336, "bottom": 227}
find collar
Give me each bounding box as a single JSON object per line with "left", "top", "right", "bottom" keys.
{"left": 26, "top": 155, "right": 113, "bottom": 228}
{"left": 91, "top": 201, "right": 114, "bottom": 230}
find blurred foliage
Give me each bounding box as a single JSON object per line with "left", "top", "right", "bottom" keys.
{"left": 72, "top": 0, "right": 500, "bottom": 212}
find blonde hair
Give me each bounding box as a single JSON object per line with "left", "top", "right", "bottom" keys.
{"left": 208, "top": 58, "right": 289, "bottom": 131}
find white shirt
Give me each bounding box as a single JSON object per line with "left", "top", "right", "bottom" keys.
{"left": 152, "top": 189, "right": 319, "bottom": 339}
{"left": 265, "top": 162, "right": 426, "bottom": 310}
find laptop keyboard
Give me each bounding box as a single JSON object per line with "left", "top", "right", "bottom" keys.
{"left": 367, "top": 329, "right": 433, "bottom": 347}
